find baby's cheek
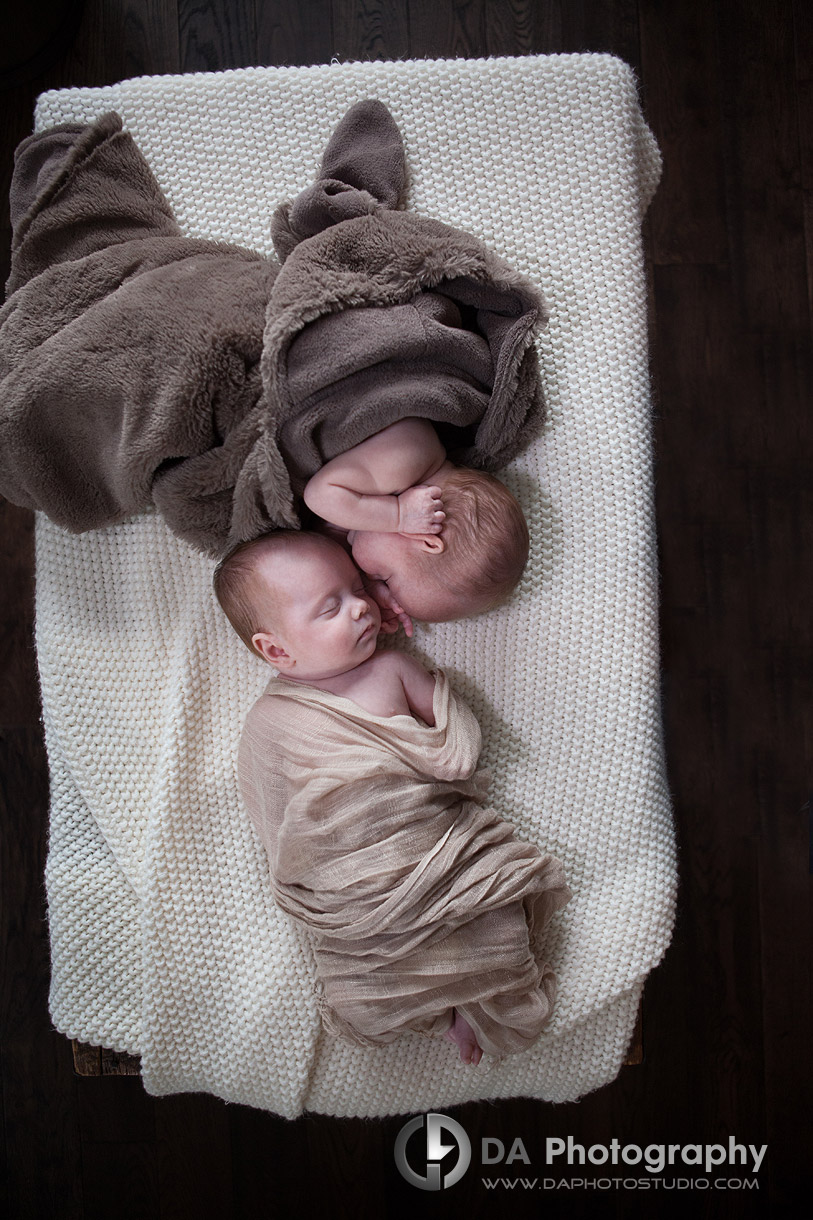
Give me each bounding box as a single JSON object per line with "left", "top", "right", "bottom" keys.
{"left": 389, "top": 577, "right": 415, "bottom": 609}
{"left": 351, "top": 534, "right": 381, "bottom": 577}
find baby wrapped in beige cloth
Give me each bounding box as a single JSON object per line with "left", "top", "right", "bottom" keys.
{"left": 222, "top": 531, "right": 570, "bottom": 1061}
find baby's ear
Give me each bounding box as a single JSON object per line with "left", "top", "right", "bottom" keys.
{"left": 410, "top": 534, "right": 445, "bottom": 554}
{"left": 252, "top": 632, "right": 290, "bottom": 667}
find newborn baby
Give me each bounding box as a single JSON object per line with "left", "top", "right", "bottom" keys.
{"left": 303, "top": 416, "right": 529, "bottom": 628}
{"left": 216, "top": 529, "right": 569, "bottom": 1064}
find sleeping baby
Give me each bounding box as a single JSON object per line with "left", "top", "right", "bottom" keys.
{"left": 1, "top": 99, "right": 547, "bottom": 567}
{"left": 215, "top": 529, "right": 569, "bottom": 1064}
{"left": 303, "top": 414, "right": 529, "bottom": 630}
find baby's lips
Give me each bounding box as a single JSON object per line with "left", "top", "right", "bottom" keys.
{"left": 360, "top": 610, "right": 381, "bottom": 640}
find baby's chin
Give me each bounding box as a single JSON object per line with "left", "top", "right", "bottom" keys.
{"left": 357, "top": 621, "right": 380, "bottom": 654}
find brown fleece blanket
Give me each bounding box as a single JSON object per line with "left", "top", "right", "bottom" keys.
{"left": 238, "top": 670, "right": 570, "bottom": 1056}
{"left": 0, "top": 101, "right": 546, "bottom": 556}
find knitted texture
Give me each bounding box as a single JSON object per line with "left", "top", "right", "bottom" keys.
{"left": 34, "top": 53, "right": 675, "bottom": 1117}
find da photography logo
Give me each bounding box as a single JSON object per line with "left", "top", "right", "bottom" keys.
{"left": 394, "top": 1113, "right": 471, "bottom": 1191}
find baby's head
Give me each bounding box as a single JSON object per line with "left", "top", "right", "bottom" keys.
{"left": 213, "top": 530, "right": 380, "bottom": 680}
{"left": 350, "top": 466, "right": 529, "bottom": 621}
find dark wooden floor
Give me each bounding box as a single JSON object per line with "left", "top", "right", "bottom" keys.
{"left": 1, "top": 2, "right": 810, "bottom": 1217}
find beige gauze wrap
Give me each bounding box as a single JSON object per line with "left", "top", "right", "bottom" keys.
{"left": 238, "top": 669, "right": 571, "bottom": 1057}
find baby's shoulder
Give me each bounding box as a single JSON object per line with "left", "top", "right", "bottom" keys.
{"left": 356, "top": 648, "right": 423, "bottom": 700}
{"left": 361, "top": 648, "right": 405, "bottom": 682}
{"left": 370, "top": 650, "right": 436, "bottom": 705}
{"left": 385, "top": 416, "right": 439, "bottom": 444}
{"left": 372, "top": 416, "right": 446, "bottom": 469}
{"left": 365, "top": 648, "right": 425, "bottom": 681}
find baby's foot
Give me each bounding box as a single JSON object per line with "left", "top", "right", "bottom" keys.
{"left": 396, "top": 485, "right": 445, "bottom": 534}
{"left": 445, "top": 1010, "right": 483, "bottom": 1065}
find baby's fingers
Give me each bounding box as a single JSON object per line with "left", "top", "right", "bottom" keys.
{"left": 386, "top": 597, "right": 414, "bottom": 637}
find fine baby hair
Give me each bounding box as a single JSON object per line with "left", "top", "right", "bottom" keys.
{"left": 414, "top": 466, "right": 529, "bottom": 615}
{"left": 213, "top": 529, "right": 335, "bottom": 655}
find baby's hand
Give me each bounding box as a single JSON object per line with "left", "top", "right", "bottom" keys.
{"left": 396, "top": 485, "right": 445, "bottom": 535}
{"left": 363, "top": 579, "right": 413, "bottom": 638}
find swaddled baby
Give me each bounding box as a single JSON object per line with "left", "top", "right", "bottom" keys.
{"left": 215, "top": 530, "right": 569, "bottom": 1063}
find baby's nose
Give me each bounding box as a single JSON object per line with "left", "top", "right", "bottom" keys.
{"left": 351, "top": 595, "right": 369, "bottom": 618}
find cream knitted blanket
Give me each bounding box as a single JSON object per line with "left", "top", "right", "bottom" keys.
{"left": 34, "top": 53, "right": 675, "bottom": 1118}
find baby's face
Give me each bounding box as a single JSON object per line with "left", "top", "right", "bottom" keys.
{"left": 252, "top": 544, "right": 381, "bottom": 679}
{"left": 350, "top": 530, "right": 471, "bottom": 622}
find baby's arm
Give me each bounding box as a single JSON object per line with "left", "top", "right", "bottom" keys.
{"left": 303, "top": 418, "right": 447, "bottom": 534}
{"left": 396, "top": 654, "right": 437, "bottom": 726}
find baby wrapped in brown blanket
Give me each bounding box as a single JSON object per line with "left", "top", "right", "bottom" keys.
{"left": 218, "top": 530, "right": 570, "bottom": 1063}
{"left": 0, "top": 99, "right": 546, "bottom": 558}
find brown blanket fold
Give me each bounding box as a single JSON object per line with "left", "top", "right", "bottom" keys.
{"left": 238, "top": 670, "right": 570, "bottom": 1056}
{"left": 0, "top": 113, "right": 284, "bottom": 549}
{"left": 1, "top": 101, "right": 547, "bottom": 556}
